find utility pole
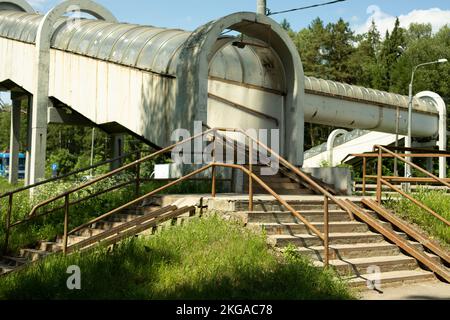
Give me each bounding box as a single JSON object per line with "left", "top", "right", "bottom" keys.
{"left": 257, "top": 0, "right": 267, "bottom": 15}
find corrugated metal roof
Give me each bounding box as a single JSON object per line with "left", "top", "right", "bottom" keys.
{"left": 305, "top": 76, "right": 437, "bottom": 114}
{"left": 0, "top": 10, "right": 439, "bottom": 113}
{"left": 0, "top": 10, "right": 189, "bottom": 76}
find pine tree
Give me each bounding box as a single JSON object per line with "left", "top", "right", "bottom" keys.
{"left": 323, "top": 18, "right": 356, "bottom": 83}
{"left": 379, "top": 18, "right": 406, "bottom": 90}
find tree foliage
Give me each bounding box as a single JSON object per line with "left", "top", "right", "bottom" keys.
{"left": 283, "top": 16, "right": 449, "bottom": 150}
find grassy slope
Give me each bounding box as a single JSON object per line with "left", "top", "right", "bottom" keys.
{"left": 0, "top": 215, "right": 354, "bottom": 300}
{"left": 0, "top": 177, "right": 21, "bottom": 194}
{"left": 385, "top": 190, "right": 450, "bottom": 246}
{"left": 0, "top": 178, "right": 212, "bottom": 254}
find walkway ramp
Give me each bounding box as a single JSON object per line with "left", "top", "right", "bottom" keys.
{"left": 303, "top": 130, "right": 404, "bottom": 168}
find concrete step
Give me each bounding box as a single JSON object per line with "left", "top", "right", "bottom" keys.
{"left": 346, "top": 270, "right": 436, "bottom": 289}
{"left": 251, "top": 221, "right": 370, "bottom": 235}
{"left": 315, "top": 255, "right": 419, "bottom": 275}
{"left": 286, "top": 241, "right": 432, "bottom": 261}
{"left": 75, "top": 228, "right": 106, "bottom": 237}
{"left": 106, "top": 213, "right": 142, "bottom": 223}
{"left": 39, "top": 241, "right": 63, "bottom": 253}
{"left": 249, "top": 177, "right": 293, "bottom": 184}
{"left": 19, "top": 249, "right": 51, "bottom": 262}
{"left": 93, "top": 220, "right": 126, "bottom": 230}
{"left": 56, "top": 235, "right": 90, "bottom": 246}
{"left": 251, "top": 188, "right": 315, "bottom": 195}
{"left": 247, "top": 210, "right": 353, "bottom": 223}
{"left": 269, "top": 232, "right": 385, "bottom": 247}
{"left": 292, "top": 242, "right": 402, "bottom": 260}
{"left": 235, "top": 201, "right": 345, "bottom": 212}
{"left": 251, "top": 182, "right": 304, "bottom": 190}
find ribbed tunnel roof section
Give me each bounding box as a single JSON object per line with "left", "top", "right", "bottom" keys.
{"left": 0, "top": 10, "right": 438, "bottom": 114}
{"left": 304, "top": 77, "right": 437, "bottom": 114}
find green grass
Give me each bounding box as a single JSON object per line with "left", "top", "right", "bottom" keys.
{"left": 0, "top": 168, "right": 219, "bottom": 254}
{"left": 0, "top": 215, "right": 354, "bottom": 300}
{"left": 385, "top": 189, "right": 450, "bottom": 246}
{"left": 0, "top": 177, "right": 22, "bottom": 194}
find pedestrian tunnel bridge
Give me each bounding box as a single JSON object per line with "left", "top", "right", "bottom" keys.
{"left": 0, "top": 0, "right": 446, "bottom": 184}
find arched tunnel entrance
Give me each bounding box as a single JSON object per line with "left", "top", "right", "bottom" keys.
{"left": 176, "top": 12, "right": 305, "bottom": 165}
{"left": 207, "top": 36, "right": 287, "bottom": 153}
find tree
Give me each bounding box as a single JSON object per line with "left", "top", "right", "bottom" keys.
{"left": 406, "top": 23, "right": 432, "bottom": 44}
{"left": 280, "top": 18, "right": 291, "bottom": 32}
{"left": 379, "top": 17, "right": 406, "bottom": 90}
{"left": 349, "top": 20, "right": 382, "bottom": 88}
{"left": 323, "top": 18, "right": 356, "bottom": 83}
{"left": 294, "top": 18, "right": 329, "bottom": 78}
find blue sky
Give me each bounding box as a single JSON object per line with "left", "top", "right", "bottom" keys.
{"left": 28, "top": 0, "right": 450, "bottom": 34}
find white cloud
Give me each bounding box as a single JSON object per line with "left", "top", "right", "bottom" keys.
{"left": 354, "top": 5, "right": 450, "bottom": 35}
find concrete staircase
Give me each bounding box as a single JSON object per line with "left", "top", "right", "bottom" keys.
{"left": 0, "top": 198, "right": 197, "bottom": 276}
{"left": 210, "top": 197, "right": 448, "bottom": 289}
{"left": 242, "top": 165, "right": 336, "bottom": 196}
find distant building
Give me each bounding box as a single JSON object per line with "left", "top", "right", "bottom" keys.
{"left": 0, "top": 153, "right": 26, "bottom": 179}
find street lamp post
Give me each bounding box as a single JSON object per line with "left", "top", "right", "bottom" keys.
{"left": 404, "top": 58, "right": 448, "bottom": 182}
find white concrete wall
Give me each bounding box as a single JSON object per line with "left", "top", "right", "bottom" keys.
{"left": 304, "top": 131, "right": 404, "bottom": 168}
{"left": 0, "top": 38, "right": 34, "bottom": 91}
{"left": 48, "top": 49, "right": 177, "bottom": 147}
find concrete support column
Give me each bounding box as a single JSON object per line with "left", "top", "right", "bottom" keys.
{"left": 24, "top": 96, "right": 32, "bottom": 186}
{"left": 110, "top": 134, "right": 124, "bottom": 170}
{"left": 28, "top": 0, "right": 117, "bottom": 186}
{"left": 416, "top": 91, "right": 447, "bottom": 179}
{"left": 29, "top": 96, "right": 48, "bottom": 185}
{"left": 8, "top": 96, "right": 21, "bottom": 184}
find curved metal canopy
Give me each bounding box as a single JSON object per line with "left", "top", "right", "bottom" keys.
{"left": 305, "top": 76, "right": 437, "bottom": 114}
{"left": 0, "top": 10, "right": 439, "bottom": 113}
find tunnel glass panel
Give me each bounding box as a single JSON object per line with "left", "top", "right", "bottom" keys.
{"left": 336, "top": 83, "right": 346, "bottom": 95}
{"left": 135, "top": 30, "right": 183, "bottom": 70}
{"left": 52, "top": 21, "right": 89, "bottom": 50}
{"left": 120, "top": 28, "right": 165, "bottom": 66}
{"left": 95, "top": 25, "right": 137, "bottom": 60}
{"left": 73, "top": 21, "right": 113, "bottom": 54}
{"left": 9, "top": 14, "right": 33, "bottom": 40}
{"left": 109, "top": 26, "right": 150, "bottom": 63}
{"left": 23, "top": 15, "right": 41, "bottom": 43}
{"left": 67, "top": 20, "right": 104, "bottom": 52}
{"left": 84, "top": 23, "right": 121, "bottom": 57}
{"left": 18, "top": 14, "right": 40, "bottom": 42}
{"left": 146, "top": 32, "right": 188, "bottom": 73}
{"left": 0, "top": 12, "right": 23, "bottom": 37}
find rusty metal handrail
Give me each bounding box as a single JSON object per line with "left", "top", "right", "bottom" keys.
{"left": 1, "top": 129, "right": 216, "bottom": 254}
{"left": 0, "top": 151, "right": 138, "bottom": 199}
{"left": 2, "top": 128, "right": 332, "bottom": 266}
{"left": 63, "top": 162, "right": 327, "bottom": 261}
{"left": 216, "top": 127, "right": 351, "bottom": 210}
{"left": 373, "top": 145, "right": 450, "bottom": 227}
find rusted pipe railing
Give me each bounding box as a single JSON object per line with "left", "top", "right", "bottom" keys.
{"left": 372, "top": 145, "right": 450, "bottom": 228}
{"left": 3, "top": 128, "right": 331, "bottom": 265}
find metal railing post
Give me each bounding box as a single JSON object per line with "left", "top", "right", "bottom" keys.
{"left": 249, "top": 139, "right": 254, "bottom": 212}
{"left": 362, "top": 156, "right": 367, "bottom": 196}
{"left": 2, "top": 194, "right": 13, "bottom": 255}
{"left": 324, "top": 196, "right": 329, "bottom": 267}
{"left": 63, "top": 195, "right": 69, "bottom": 255}
{"left": 211, "top": 135, "right": 217, "bottom": 198}
{"left": 135, "top": 151, "right": 141, "bottom": 198}
{"left": 377, "top": 147, "right": 383, "bottom": 204}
